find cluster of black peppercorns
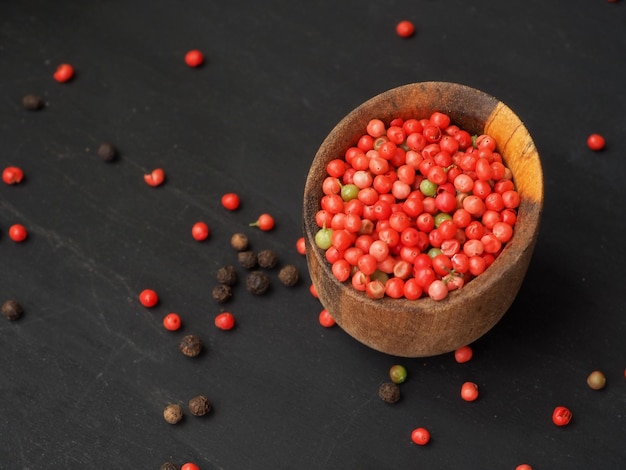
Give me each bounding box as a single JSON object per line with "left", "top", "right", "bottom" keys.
{"left": 211, "top": 232, "right": 300, "bottom": 303}
{"left": 163, "top": 395, "right": 212, "bottom": 424}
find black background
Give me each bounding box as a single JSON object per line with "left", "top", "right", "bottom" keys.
{"left": 1, "top": 1, "right": 625, "bottom": 469}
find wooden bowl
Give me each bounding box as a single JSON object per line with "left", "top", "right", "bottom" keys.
{"left": 303, "top": 82, "right": 543, "bottom": 357}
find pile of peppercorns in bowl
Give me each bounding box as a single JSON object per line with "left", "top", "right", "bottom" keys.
{"left": 303, "top": 81, "right": 544, "bottom": 358}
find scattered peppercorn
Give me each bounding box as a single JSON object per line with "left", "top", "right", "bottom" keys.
{"left": 139, "top": 288, "right": 159, "bottom": 308}
{"left": 586, "top": 370, "right": 607, "bottom": 390}
{"left": 246, "top": 271, "right": 270, "bottom": 295}
{"left": 53, "top": 63, "right": 74, "bottom": 83}
{"left": 144, "top": 168, "right": 165, "bottom": 187}
{"left": 181, "top": 464, "right": 200, "bottom": 470}
{"left": 250, "top": 213, "right": 275, "bottom": 231}
{"left": 8, "top": 224, "right": 28, "bottom": 242}
{"left": 257, "top": 249, "right": 279, "bottom": 269}
{"left": 1, "top": 300, "right": 23, "bottom": 321}
{"left": 378, "top": 382, "right": 401, "bottom": 404}
{"left": 278, "top": 264, "right": 299, "bottom": 286}
{"left": 396, "top": 20, "right": 416, "bottom": 38}
{"left": 411, "top": 427, "right": 431, "bottom": 446}
{"left": 22, "top": 94, "right": 44, "bottom": 110}
{"left": 237, "top": 250, "right": 257, "bottom": 269}
{"left": 185, "top": 49, "right": 204, "bottom": 67}
{"left": 188, "top": 395, "right": 212, "bottom": 416}
{"left": 389, "top": 365, "right": 408, "bottom": 384}
{"left": 230, "top": 232, "right": 249, "bottom": 251}
{"left": 160, "top": 462, "right": 178, "bottom": 470}
{"left": 212, "top": 284, "right": 232, "bottom": 303}
{"left": 216, "top": 265, "right": 237, "bottom": 286}
{"left": 2, "top": 166, "right": 24, "bottom": 185}
{"left": 179, "top": 334, "right": 202, "bottom": 357}
{"left": 163, "top": 403, "right": 183, "bottom": 424}
{"left": 97, "top": 142, "right": 117, "bottom": 162}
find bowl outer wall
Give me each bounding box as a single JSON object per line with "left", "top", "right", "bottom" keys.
{"left": 303, "top": 82, "right": 543, "bottom": 357}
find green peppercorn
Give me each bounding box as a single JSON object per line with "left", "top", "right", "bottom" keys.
{"left": 389, "top": 365, "right": 408, "bottom": 384}
{"left": 587, "top": 370, "right": 607, "bottom": 390}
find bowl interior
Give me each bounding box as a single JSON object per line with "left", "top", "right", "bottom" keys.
{"left": 303, "top": 82, "right": 543, "bottom": 357}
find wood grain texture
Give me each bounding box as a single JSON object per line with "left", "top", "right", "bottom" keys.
{"left": 303, "top": 82, "right": 543, "bottom": 357}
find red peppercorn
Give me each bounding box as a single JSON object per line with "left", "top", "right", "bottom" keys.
{"left": 2, "top": 166, "right": 24, "bottom": 185}
{"left": 221, "top": 193, "right": 240, "bottom": 210}
{"left": 144, "top": 168, "right": 165, "bottom": 187}
{"left": 53, "top": 63, "right": 74, "bottom": 82}
{"left": 454, "top": 345, "right": 473, "bottom": 363}
{"left": 516, "top": 465, "right": 533, "bottom": 470}
{"left": 191, "top": 222, "right": 210, "bottom": 241}
{"left": 460, "top": 381, "right": 479, "bottom": 401}
{"left": 396, "top": 20, "right": 416, "bottom": 38}
{"left": 181, "top": 463, "right": 200, "bottom": 470}
{"left": 296, "top": 237, "right": 306, "bottom": 255}
{"left": 8, "top": 224, "right": 28, "bottom": 242}
{"left": 586, "top": 133, "right": 606, "bottom": 151}
{"left": 215, "top": 312, "right": 235, "bottom": 330}
{"left": 250, "top": 213, "right": 275, "bottom": 231}
{"left": 314, "top": 113, "right": 519, "bottom": 301}
{"left": 411, "top": 427, "right": 431, "bottom": 445}
{"left": 163, "top": 313, "right": 182, "bottom": 331}
{"left": 139, "top": 289, "right": 159, "bottom": 308}
{"left": 318, "top": 309, "right": 335, "bottom": 327}
{"left": 184, "top": 49, "right": 204, "bottom": 67}
{"left": 552, "top": 406, "right": 572, "bottom": 426}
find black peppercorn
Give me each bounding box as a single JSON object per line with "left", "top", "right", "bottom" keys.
{"left": 97, "top": 142, "right": 117, "bottom": 162}
{"left": 257, "top": 249, "right": 279, "bottom": 269}
{"left": 163, "top": 403, "right": 183, "bottom": 424}
{"left": 216, "top": 265, "right": 237, "bottom": 286}
{"left": 188, "top": 395, "right": 212, "bottom": 416}
{"left": 212, "top": 284, "right": 232, "bottom": 303}
{"left": 159, "top": 462, "right": 178, "bottom": 470}
{"left": 278, "top": 264, "right": 300, "bottom": 286}
{"left": 237, "top": 250, "right": 257, "bottom": 269}
{"left": 179, "top": 334, "right": 202, "bottom": 357}
{"left": 378, "top": 382, "right": 401, "bottom": 404}
{"left": 246, "top": 271, "right": 270, "bottom": 295}
{"left": 1, "top": 300, "right": 23, "bottom": 321}
{"left": 22, "top": 94, "right": 44, "bottom": 110}
{"left": 230, "top": 232, "right": 249, "bottom": 251}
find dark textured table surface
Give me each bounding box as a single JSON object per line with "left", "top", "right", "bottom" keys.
{"left": 1, "top": 1, "right": 625, "bottom": 469}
